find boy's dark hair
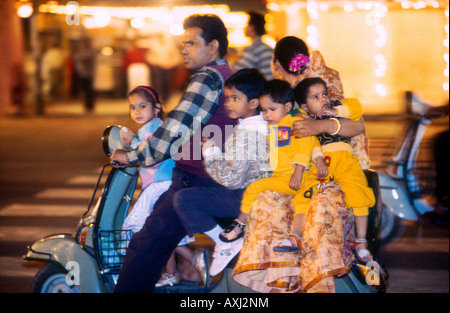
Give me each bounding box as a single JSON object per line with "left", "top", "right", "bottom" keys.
{"left": 248, "top": 11, "right": 266, "bottom": 36}
{"left": 225, "top": 68, "right": 266, "bottom": 100}
{"left": 260, "top": 79, "right": 294, "bottom": 105}
{"left": 183, "top": 14, "right": 228, "bottom": 58}
{"left": 293, "top": 77, "right": 328, "bottom": 105}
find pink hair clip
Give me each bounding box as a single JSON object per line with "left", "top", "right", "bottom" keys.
{"left": 289, "top": 54, "right": 309, "bottom": 73}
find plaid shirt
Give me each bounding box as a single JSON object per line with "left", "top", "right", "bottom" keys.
{"left": 126, "top": 59, "right": 229, "bottom": 167}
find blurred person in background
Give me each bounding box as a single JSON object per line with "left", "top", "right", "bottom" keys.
{"left": 123, "top": 39, "right": 150, "bottom": 93}
{"left": 232, "top": 11, "right": 273, "bottom": 80}
{"left": 418, "top": 102, "right": 449, "bottom": 226}
{"left": 146, "top": 33, "right": 183, "bottom": 103}
{"left": 73, "top": 37, "right": 96, "bottom": 112}
{"left": 41, "top": 34, "right": 66, "bottom": 102}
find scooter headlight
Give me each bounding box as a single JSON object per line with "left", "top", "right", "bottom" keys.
{"left": 102, "top": 125, "right": 131, "bottom": 157}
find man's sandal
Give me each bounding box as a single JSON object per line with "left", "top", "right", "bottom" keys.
{"left": 219, "top": 219, "right": 245, "bottom": 242}
{"left": 352, "top": 238, "right": 375, "bottom": 264}
{"left": 273, "top": 234, "right": 302, "bottom": 253}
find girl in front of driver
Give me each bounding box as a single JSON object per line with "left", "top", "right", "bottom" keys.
{"left": 120, "top": 86, "right": 197, "bottom": 287}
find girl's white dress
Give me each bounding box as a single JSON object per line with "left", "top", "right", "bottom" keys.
{"left": 122, "top": 118, "right": 194, "bottom": 246}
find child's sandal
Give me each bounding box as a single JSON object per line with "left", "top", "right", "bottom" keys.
{"left": 352, "top": 239, "right": 375, "bottom": 264}
{"left": 273, "top": 234, "right": 302, "bottom": 253}
{"left": 219, "top": 219, "right": 245, "bottom": 242}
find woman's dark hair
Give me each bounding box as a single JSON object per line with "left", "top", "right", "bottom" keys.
{"left": 128, "top": 85, "right": 165, "bottom": 119}
{"left": 247, "top": 11, "right": 266, "bottom": 36}
{"left": 183, "top": 14, "right": 228, "bottom": 58}
{"left": 225, "top": 68, "right": 266, "bottom": 101}
{"left": 260, "top": 79, "right": 294, "bottom": 105}
{"left": 293, "top": 77, "right": 327, "bottom": 105}
{"left": 273, "top": 36, "right": 309, "bottom": 75}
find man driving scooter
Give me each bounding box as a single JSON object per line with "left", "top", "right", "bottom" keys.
{"left": 111, "top": 14, "right": 239, "bottom": 293}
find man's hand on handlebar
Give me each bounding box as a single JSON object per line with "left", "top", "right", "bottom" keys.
{"left": 110, "top": 149, "right": 130, "bottom": 168}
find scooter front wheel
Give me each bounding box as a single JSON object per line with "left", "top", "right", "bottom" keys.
{"left": 30, "top": 263, "right": 81, "bottom": 293}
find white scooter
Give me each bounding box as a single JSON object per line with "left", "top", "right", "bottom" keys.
{"left": 378, "top": 92, "right": 440, "bottom": 244}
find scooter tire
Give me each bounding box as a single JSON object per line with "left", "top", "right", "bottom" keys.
{"left": 379, "top": 204, "right": 404, "bottom": 246}
{"left": 30, "top": 263, "right": 80, "bottom": 293}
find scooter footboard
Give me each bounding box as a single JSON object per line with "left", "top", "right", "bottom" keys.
{"left": 24, "top": 234, "right": 108, "bottom": 293}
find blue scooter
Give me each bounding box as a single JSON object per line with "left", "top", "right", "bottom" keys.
{"left": 24, "top": 126, "right": 388, "bottom": 293}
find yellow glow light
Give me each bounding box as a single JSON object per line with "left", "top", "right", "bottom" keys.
{"left": 320, "top": 4, "right": 329, "bottom": 11}
{"left": 17, "top": 3, "right": 33, "bottom": 18}
{"left": 375, "top": 84, "right": 387, "bottom": 96}
{"left": 130, "top": 17, "right": 145, "bottom": 29}
{"left": 169, "top": 24, "right": 184, "bottom": 36}
{"left": 344, "top": 4, "right": 355, "bottom": 12}
{"left": 307, "top": 2, "right": 319, "bottom": 20}
{"left": 93, "top": 10, "right": 111, "bottom": 27}
{"left": 101, "top": 46, "right": 114, "bottom": 56}
{"left": 401, "top": 1, "right": 412, "bottom": 9}
{"left": 267, "top": 2, "right": 280, "bottom": 12}
{"left": 374, "top": 24, "right": 387, "bottom": 47}
{"left": 82, "top": 17, "right": 97, "bottom": 29}
{"left": 64, "top": 2, "right": 78, "bottom": 15}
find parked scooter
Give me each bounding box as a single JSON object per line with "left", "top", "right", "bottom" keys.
{"left": 378, "top": 92, "right": 440, "bottom": 244}
{"left": 24, "top": 125, "right": 388, "bottom": 293}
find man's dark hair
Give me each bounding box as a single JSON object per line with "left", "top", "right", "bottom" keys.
{"left": 183, "top": 14, "right": 228, "bottom": 58}
{"left": 248, "top": 11, "right": 266, "bottom": 36}
{"left": 225, "top": 68, "right": 266, "bottom": 100}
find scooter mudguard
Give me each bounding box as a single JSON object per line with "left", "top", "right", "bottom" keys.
{"left": 379, "top": 174, "right": 418, "bottom": 221}
{"left": 24, "top": 233, "right": 108, "bottom": 293}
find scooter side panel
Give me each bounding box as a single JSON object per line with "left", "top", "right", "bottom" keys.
{"left": 379, "top": 173, "right": 418, "bottom": 221}
{"left": 24, "top": 234, "right": 108, "bottom": 293}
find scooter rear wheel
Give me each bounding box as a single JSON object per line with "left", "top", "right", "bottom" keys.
{"left": 379, "top": 204, "right": 404, "bottom": 246}
{"left": 30, "top": 263, "right": 80, "bottom": 293}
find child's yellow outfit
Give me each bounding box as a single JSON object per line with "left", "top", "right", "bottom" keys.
{"left": 291, "top": 99, "right": 375, "bottom": 216}
{"left": 240, "top": 114, "right": 322, "bottom": 214}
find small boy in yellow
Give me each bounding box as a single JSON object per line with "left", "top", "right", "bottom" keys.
{"left": 291, "top": 77, "right": 376, "bottom": 263}
{"left": 226, "top": 80, "right": 327, "bottom": 247}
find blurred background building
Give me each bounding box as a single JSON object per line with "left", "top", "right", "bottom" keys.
{"left": 1, "top": 0, "right": 449, "bottom": 115}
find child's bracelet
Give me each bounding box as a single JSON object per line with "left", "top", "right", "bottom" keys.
{"left": 329, "top": 118, "right": 341, "bottom": 135}
{"left": 128, "top": 134, "right": 136, "bottom": 145}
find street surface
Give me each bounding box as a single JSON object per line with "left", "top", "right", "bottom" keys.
{"left": 0, "top": 98, "right": 448, "bottom": 293}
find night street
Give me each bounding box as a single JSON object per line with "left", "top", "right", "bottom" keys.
{"left": 0, "top": 99, "right": 448, "bottom": 293}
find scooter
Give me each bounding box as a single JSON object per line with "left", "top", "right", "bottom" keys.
{"left": 378, "top": 92, "right": 439, "bottom": 244}
{"left": 24, "top": 125, "right": 388, "bottom": 293}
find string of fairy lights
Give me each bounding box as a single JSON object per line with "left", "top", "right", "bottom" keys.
{"left": 267, "top": 0, "right": 449, "bottom": 96}
{"left": 15, "top": 0, "right": 449, "bottom": 94}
